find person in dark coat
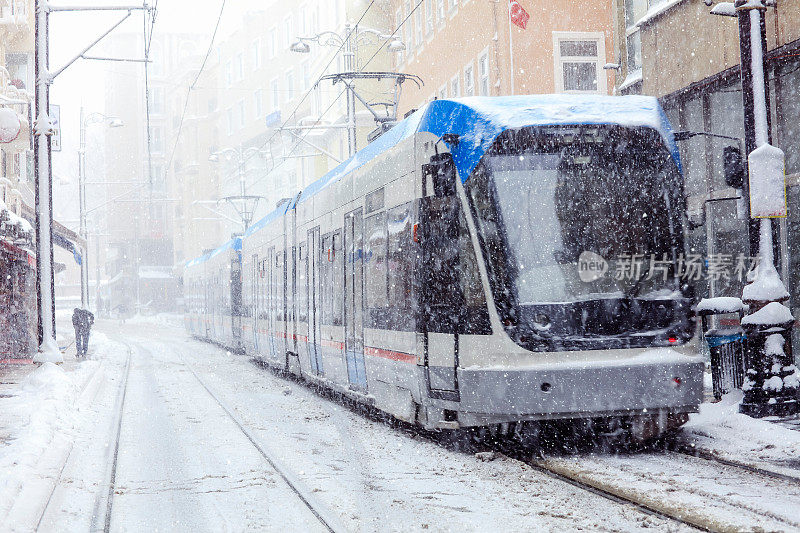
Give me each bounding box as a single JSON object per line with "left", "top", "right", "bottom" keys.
{"left": 72, "top": 308, "right": 95, "bottom": 357}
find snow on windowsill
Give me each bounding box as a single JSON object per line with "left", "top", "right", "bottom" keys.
{"left": 635, "top": 0, "right": 690, "bottom": 28}
{"left": 619, "top": 70, "right": 643, "bottom": 92}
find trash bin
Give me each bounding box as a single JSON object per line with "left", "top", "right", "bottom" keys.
{"left": 704, "top": 328, "right": 746, "bottom": 400}
{"left": 697, "top": 297, "right": 747, "bottom": 401}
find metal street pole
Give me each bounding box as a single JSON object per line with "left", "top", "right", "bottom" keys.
{"left": 33, "top": 0, "right": 60, "bottom": 362}
{"left": 31, "top": 2, "right": 149, "bottom": 361}
{"left": 78, "top": 107, "right": 89, "bottom": 308}
{"left": 344, "top": 24, "right": 357, "bottom": 157}
{"left": 735, "top": 0, "right": 799, "bottom": 417}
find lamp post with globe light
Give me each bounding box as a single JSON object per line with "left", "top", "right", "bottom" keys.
{"left": 78, "top": 108, "right": 123, "bottom": 309}
{"left": 290, "top": 24, "right": 410, "bottom": 157}
{"left": 209, "top": 146, "right": 267, "bottom": 232}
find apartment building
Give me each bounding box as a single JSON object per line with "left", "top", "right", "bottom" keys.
{"left": 611, "top": 0, "right": 800, "bottom": 314}
{"left": 390, "top": 0, "right": 615, "bottom": 114}
{"left": 101, "top": 32, "right": 206, "bottom": 314}
{"left": 207, "top": 1, "right": 395, "bottom": 242}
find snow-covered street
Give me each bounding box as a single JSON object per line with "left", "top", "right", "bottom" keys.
{"left": 0, "top": 316, "right": 799, "bottom": 532}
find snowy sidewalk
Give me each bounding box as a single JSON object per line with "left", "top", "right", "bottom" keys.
{"left": 0, "top": 331, "right": 120, "bottom": 531}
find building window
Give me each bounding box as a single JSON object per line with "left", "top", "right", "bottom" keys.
{"left": 626, "top": 30, "right": 642, "bottom": 72}
{"left": 395, "top": 9, "right": 405, "bottom": 65}
{"left": 404, "top": 1, "right": 414, "bottom": 54}
{"left": 438, "top": 84, "right": 447, "bottom": 100}
{"left": 238, "top": 99, "right": 246, "bottom": 129}
{"left": 425, "top": 0, "right": 434, "bottom": 35}
{"left": 415, "top": 5, "right": 423, "bottom": 46}
{"left": 303, "top": 62, "right": 311, "bottom": 91}
{"left": 449, "top": 0, "right": 458, "bottom": 14}
{"left": 252, "top": 39, "right": 261, "bottom": 69}
{"left": 150, "top": 126, "right": 164, "bottom": 153}
{"left": 235, "top": 53, "right": 244, "bottom": 81}
{"left": 450, "top": 74, "right": 460, "bottom": 97}
{"left": 149, "top": 86, "right": 165, "bottom": 114}
{"left": 271, "top": 79, "right": 280, "bottom": 109}
{"left": 463, "top": 63, "right": 475, "bottom": 96}
{"left": 552, "top": 32, "right": 606, "bottom": 93}
{"left": 283, "top": 15, "right": 293, "bottom": 48}
{"left": 225, "top": 60, "right": 233, "bottom": 87}
{"left": 268, "top": 27, "right": 277, "bottom": 58}
{"left": 285, "top": 70, "right": 295, "bottom": 100}
{"left": 227, "top": 108, "right": 234, "bottom": 135}
{"left": 478, "top": 51, "right": 490, "bottom": 95}
{"left": 254, "top": 89, "right": 263, "bottom": 118}
{"left": 437, "top": 0, "right": 445, "bottom": 23}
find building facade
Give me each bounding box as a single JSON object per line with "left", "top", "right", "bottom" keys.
{"left": 611, "top": 0, "right": 800, "bottom": 319}
{"left": 390, "top": 0, "right": 615, "bottom": 115}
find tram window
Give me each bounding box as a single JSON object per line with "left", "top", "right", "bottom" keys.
{"left": 458, "top": 207, "right": 491, "bottom": 333}
{"left": 276, "top": 251, "right": 284, "bottom": 321}
{"left": 387, "top": 202, "right": 415, "bottom": 330}
{"left": 365, "top": 211, "right": 388, "bottom": 326}
{"left": 365, "top": 187, "right": 384, "bottom": 214}
{"left": 320, "top": 234, "right": 332, "bottom": 325}
{"left": 332, "top": 231, "right": 344, "bottom": 326}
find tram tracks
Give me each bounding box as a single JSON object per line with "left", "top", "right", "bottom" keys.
{"left": 181, "top": 352, "right": 348, "bottom": 533}
{"left": 89, "top": 343, "right": 132, "bottom": 533}
{"left": 519, "top": 447, "right": 800, "bottom": 532}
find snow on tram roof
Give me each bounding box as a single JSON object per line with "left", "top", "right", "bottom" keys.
{"left": 237, "top": 94, "right": 681, "bottom": 243}
{"left": 292, "top": 94, "right": 680, "bottom": 207}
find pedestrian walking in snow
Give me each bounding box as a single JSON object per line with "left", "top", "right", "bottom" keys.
{"left": 72, "top": 308, "right": 95, "bottom": 357}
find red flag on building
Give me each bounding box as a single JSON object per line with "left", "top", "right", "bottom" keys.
{"left": 509, "top": 0, "right": 530, "bottom": 29}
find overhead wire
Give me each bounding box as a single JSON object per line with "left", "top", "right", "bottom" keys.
{"left": 239, "top": 0, "right": 377, "bottom": 171}
{"left": 248, "top": 0, "right": 423, "bottom": 191}
{"left": 166, "top": 0, "right": 228, "bottom": 175}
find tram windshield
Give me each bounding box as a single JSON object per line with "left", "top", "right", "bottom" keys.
{"left": 467, "top": 126, "right": 693, "bottom": 349}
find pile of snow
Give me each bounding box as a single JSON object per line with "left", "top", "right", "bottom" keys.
{"left": 696, "top": 297, "right": 744, "bottom": 314}
{"left": 684, "top": 390, "right": 800, "bottom": 471}
{"left": 742, "top": 261, "right": 789, "bottom": 302}
{"left": 741, "top": 301, "right": 794, "bottom": 326}
{"left": 0, "top": 107, "right": 21, "bottom": 143}
{"left": 0, "top": 198, "right": 33, "bottom": 235}
{"left": 0, "top": 362, "right": 94, "bottom": 519}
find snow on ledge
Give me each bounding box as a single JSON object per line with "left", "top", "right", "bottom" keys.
{"left": 636, "top": 0, "right": 690, "bottom": 27}
{"left": 619, "top": 70, "right": 643, "bottom": 92}
{"left": 741, "top": 301, "right": 795, "bottom": 326}
{"left": 696, "top": 297, "right": 744, "bottom": 314}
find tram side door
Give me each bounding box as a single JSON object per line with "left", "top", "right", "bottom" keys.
{"left": 344, "top": 209, "right": 367, "bottom": 391}
{"left": 307, "top": 227, "right": 323, "bottom": 375}
{"left": 267, "top": 246, "right": 277, "bottom": 358}
{"left": 418, "top": 154, "right": 462, "bottom": 401}
{"left": 231, "top": 256, "right": 243, "bottom": 346}
{"left": 251, "top": 253, "right": 259, "bottom": 351}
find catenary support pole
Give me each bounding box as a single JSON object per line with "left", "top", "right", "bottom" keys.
{"left": 736, "top": 0, "right": 799, "bottom": 417}
{"left": 78, "top": 107, "right": 89, "bottom": 308}
{"left": 32, "top": 0, "right": 61, "bottom": 362}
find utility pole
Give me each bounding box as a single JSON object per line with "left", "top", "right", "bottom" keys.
{"left": 31, "top": 2, "right": 150, "bottom": 362}
{"left": 78, "top": 108, "right": 89, "bottom": 309}
{"left": 33, "top": 0, "right": 59, "bottom": 361}
{"left": 733, "top": 0, "right": 799, "bottom": 417}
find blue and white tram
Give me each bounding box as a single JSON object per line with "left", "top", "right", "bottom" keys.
{"left": 184, "top": 236, "right": 244, "bottom": 351}
{"left": 188, "top": 95, "right": 704, "bottom": 440}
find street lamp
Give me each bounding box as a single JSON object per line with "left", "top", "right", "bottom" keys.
{"left": 78, "top": 108, "right": 123, "bottom": 310}
{"left": 209, "top": 146, "right": 266, "bottom": 231}
{"left": 290, "top": 23, "right": 407, "bottom": 156}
